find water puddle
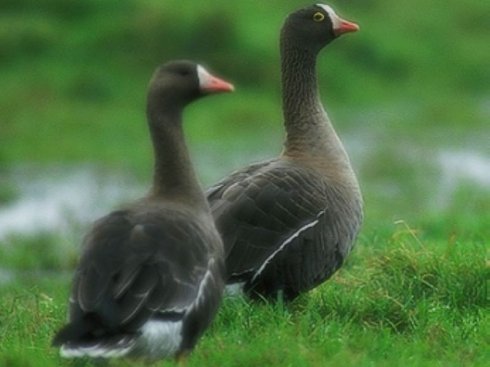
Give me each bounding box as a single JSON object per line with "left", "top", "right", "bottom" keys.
{"left": 0, "top": 267, "right": 14, "bottom": 285}
{"left": 434, "top": 150, "right": 490, "bottom": 210}
{"left": 438, "top": 150, "right": 490, "bottom": 187}
{"left": 0, "top": 166, "right": 143, "bottom": 241}
{"left": 0, "top": 148, "right": 489, "bottom": 241}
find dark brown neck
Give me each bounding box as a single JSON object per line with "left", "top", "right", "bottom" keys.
{"left": 281, "top": 44, "right": 321, "bottom": 125}
{"left": 280, "top": 38, "right": 346, "bottom": 163}
{"left": 146, "top": 103, "right": 207, "bottom": 210}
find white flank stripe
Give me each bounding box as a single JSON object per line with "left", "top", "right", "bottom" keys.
{"left": 137, "top": 320, "right": 183, "bottom": 358}
{"left": 60, "top": 340, "right": 134, "bottom": 359}
{"left": 59, "top": 320, "right": 184, "bottom": 359}
{"left": 190, "top": 260, "right": 214, "bottom": 311}
{"left": 61, "top": 260, "right": 217, "bottom": 360}
{"left": 225, "top": 282, "right": 245, "bottom": 296}
{"left": 251, "top": 216, "right": 322, "bottom": 283}
{"left": 136, "top": 260, "right": 215, "bottom": 358}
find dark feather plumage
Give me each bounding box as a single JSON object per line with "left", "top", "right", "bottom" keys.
{"left": 53, "top": 208, "right": 223, "bottom": 354}
{"left": 53, "top": 61, "right": 231, "bottom": 360}
{"left": 208, "top": 159, "right": 362, "bottom": 300}
{"left": 207, "top": 5, "right": 363, "bottom": 301}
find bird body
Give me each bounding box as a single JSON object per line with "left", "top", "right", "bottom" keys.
{"left": 53, "top": 61, "right": 234, "bottom": 360}
{"left": 56, "top": 204, "right": 223, "bottom": 359}
{"left": 207, "top": 4, "right": 363, "bottom": 301}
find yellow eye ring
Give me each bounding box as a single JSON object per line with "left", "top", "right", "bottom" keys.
{"left": 313, "top": 12, "right": 325, "bottom": 22}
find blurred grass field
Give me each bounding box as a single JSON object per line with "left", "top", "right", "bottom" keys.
{"left": 0, "top": 0, "right": 488, "bottom": 366}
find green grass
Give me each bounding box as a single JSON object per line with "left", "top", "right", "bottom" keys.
{"left": 0, "top": 224, "right": 487, "bottom": 366}
{"left": 0, "top": 0, "right": 489, "bottom": 365}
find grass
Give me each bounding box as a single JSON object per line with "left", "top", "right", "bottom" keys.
{"left": 0, "top": 223, "right": 488, "bottom": 366}
{"left": 0, "top": 0, "right": 488, "bottom": 365}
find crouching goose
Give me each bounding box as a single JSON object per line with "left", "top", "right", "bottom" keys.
{"left": 52, "top": 61, "right": 234, "bottom": 361}
{"left": 207, "top": 4, "right": 363, "bottom": 301}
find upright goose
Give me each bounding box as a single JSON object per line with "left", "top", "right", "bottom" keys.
{"left": 207, "top": 4, "right": 363, "bottom": 301}
{"left": 53, "top": 61, "right": 234, "bottom": 360}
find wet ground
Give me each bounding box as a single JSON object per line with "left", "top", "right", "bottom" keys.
{"left": 1, "top": 146, "right": 488, "bottom": 241}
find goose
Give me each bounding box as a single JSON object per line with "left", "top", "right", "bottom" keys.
{"left": 52, "top": 60, "right": 234, "bottom": 360}
{"left": 207, "top": 4, "right": 363, "bottom": 301}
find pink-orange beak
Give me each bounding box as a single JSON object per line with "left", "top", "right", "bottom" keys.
{"left": 201, "top": 75, "right": 235, "bottom": 93}
{"left": 334, "top": 19, "right": 360, "bottom": 37}
{"left": 198, "top": 66, "right": 235, "bottom": 94}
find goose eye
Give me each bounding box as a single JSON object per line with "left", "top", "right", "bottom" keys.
{"left": 313, "top": 12, "right": 325, "bottom": 22}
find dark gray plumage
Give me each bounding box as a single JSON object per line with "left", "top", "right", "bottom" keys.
{"left": 207, "top": 4, "right": 363, "bottom": 301}
{"left": 53, "top": 61, "right": 234, "bottom": 360}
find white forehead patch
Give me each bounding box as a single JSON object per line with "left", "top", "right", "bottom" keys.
{"left": 316, "top": 4, "right": 342, "bottom": 29}
{"left": 197, "top": 64, "right": 212, "bottom": 88}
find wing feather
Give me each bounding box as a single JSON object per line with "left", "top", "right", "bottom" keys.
{"left": 68, "top": 209, "right": 215, "bottom": 336}
{"left": 207, "top": 159, "right": 362, "bottom": 298}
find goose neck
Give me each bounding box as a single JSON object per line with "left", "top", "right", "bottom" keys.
{"left": 146, "top": 106, "right": 207, "bottom": 209}
{"left": 280, "top": 44, "right": 322, "bottom": 126}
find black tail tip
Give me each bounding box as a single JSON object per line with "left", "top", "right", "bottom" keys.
{"left": 52, "top": 321, "right": 88, "bottom": 347}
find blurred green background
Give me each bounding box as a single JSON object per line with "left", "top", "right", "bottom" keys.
{"left": 0, "top": 0, "right": 488, "bottom": 288}
{"left": 0, "top": 1, "right": 488, "bottom": 365}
